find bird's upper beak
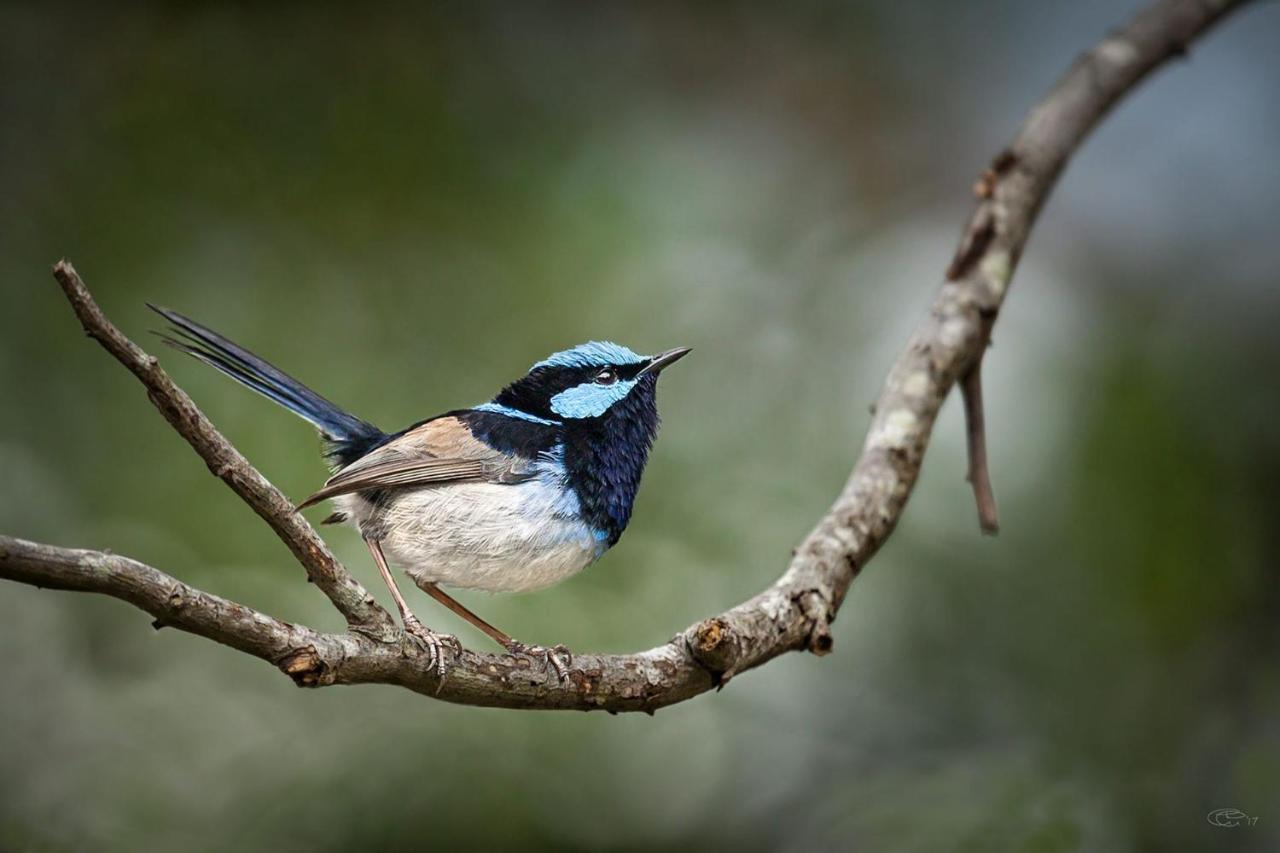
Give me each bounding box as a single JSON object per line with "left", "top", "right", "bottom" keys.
{"left": 640, "top": 346, "right": 692, "bottom": 376}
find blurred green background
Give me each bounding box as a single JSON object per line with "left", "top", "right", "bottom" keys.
{"left": 2, "top": 2, "right": 1278, "bottom": 851}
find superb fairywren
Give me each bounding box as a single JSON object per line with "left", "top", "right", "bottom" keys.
{"left": 150, "top": 305, "right": 689, "bottom": 679}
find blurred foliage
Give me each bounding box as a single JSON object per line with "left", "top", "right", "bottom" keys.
{"left": 2, "top": 2, "right": 1278, "bottom": 851}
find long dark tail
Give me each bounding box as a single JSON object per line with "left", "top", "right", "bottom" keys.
{"left": 148, "top": 305, "right": 385, "bottom": 467}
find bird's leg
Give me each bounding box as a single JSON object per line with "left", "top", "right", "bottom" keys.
{"left": 416, "top": 581, "right": 573, "bottom": 683}
{"left": 365, "top": 538, "right": 459, "bottom": 677}
{"left": 418, "top": 582, "right": 513, "bottom": 647}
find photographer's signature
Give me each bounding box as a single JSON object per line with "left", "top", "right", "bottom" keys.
{"left": 1207, "top": 808, "right": 1259, "bottom": 828}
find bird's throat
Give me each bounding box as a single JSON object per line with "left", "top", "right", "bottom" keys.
{"left": 562, "top": 384, "right": 660, "bottom": 546}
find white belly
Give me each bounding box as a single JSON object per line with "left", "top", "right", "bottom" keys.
{"left": 339, "top": 479, "right": 601, "bottom": 594}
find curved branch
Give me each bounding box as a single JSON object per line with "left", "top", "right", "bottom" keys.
{"left": 51, "top": 263, "right": 396, "bottom": 639}
{"left": 2, "top": 0, "right": 1248, "bottom": 711}
{"left": 0, "top": 536, "right": 324, "bottom": 663}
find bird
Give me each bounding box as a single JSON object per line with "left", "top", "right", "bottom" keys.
{"left": 148, "top": 304, "right": 690, "bottom": 680}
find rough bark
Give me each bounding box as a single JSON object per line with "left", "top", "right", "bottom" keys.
{"left": 0, "top": 0, "right": 1249, "bottom": 711}
{"left": 52, "top": 268, "right": 395, "bottom": 638}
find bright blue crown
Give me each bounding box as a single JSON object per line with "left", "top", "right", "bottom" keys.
{"left": 532, "top": 341, "right": 646, "bottom": 371}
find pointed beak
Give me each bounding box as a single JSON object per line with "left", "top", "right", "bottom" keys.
{"left": 640, "top": 346, "right": 692, "bottom": 376}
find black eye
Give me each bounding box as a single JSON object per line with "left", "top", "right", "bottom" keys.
{"left": 594, "top": 368, "right": 617, "bottom": 385}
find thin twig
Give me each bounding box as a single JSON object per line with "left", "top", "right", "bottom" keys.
{"left": 1, "top": 0, "right": 1248, "bottom": 712}
{"left": 961, "top": 363, "right": 999, "bottom": 534}
{"left": 962, "top": 331, "right": 999, "bottom": 534}
{"left": 50, "top": 261, "right": 395, "bottom": 638}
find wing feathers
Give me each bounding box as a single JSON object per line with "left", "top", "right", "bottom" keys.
{"left": 297, "top": 415, "right": 533, "bottom": 509}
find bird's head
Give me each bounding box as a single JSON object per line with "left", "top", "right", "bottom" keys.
{"left": 481, "top": 341, "right": 690, "bottom": 545}
{"left": 486, "top": 342, "right": 691, "bottom": 428}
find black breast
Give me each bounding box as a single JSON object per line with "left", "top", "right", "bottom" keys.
{"left": 562, "top": 376, "right": 661, "bottom": 546}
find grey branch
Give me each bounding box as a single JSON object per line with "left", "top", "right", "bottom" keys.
{"left": 962, "top": 342, "right": 1000, "bottom": 535}
{"left": 0, "top": 0, "right": 1248, "bottom": 712}
{"left": 50, "top": 266, "right": 396, "bottom": 638}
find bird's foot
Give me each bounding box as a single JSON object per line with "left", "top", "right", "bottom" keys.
{"left": 401, "top": 615, "right": 461, "bottom": 678}
{"left": 504, "top": 640, "right": 573, "bottom": 683}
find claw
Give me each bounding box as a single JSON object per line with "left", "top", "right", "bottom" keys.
{"left": 545, "top": 644, "right": 573, "bottom": 682}
{"left": 401, "top": 616, "right": 459, "bottom": 679}
{"left": 505, "top": 640, "right": 573, "bottom": 683}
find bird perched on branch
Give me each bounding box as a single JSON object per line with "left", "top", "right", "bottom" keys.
{"left": 148, "top": 306, "right": 689, "bottom": 680}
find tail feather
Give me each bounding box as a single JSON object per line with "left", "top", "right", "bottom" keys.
{"left": 148, "top": 305, "right": 384, "bottom": 465}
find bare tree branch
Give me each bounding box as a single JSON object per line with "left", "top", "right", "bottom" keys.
{"left": 1, "top": 0, "right": 1248, "bottom": 712}
{"left": 962, "top": 341, "right": 1000, "bottom": 535}
{"left": 50, "top": 262, "right": 396, "bottom": 639}
{"left": 0, "top": 535, "right": 328, "bottom": 664}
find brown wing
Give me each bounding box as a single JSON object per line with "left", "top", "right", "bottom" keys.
{"left": 297, "top": 415, "right": 532, "bottom": 509}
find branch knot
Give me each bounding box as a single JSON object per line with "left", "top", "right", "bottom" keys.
{"left": 279, "top": 646, "right": 333, "bottom": 687}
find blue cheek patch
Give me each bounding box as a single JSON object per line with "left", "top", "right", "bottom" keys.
{"left": 549, "top": 379, "right": 638, "bottom": 419}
